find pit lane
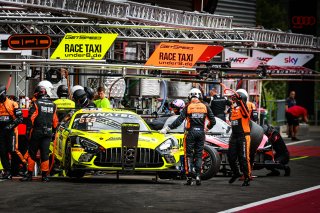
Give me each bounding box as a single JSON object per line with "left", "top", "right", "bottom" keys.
{"left": 1, "top": 129, "right": 319, "bottom": 213}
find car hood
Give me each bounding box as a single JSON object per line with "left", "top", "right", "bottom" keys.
{"left": 70, "top": 130, "right": 168, "bottom": 149}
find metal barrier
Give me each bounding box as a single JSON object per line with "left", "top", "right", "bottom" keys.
{"left": 266, "top": 99, "right": 286, "bottom": 126}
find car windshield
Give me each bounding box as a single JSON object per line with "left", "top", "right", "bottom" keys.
{"left": 72, "top": 112, "right": 149, "bottom": 131}
{"left": 164, "top": 115, "right": 231, "bottom": 134}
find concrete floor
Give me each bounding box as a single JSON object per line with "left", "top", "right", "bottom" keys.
{"left": 1, "top": 128, "right": 319, "bottom": 213}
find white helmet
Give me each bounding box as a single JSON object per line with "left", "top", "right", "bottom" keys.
{"left": 71, "top": 85, "right": 84, "bottom": 96}
{"left": 188, "top": 88, "right": 202, "bottom": 100}
{"left": 38, "top": 80, "right": 54, "bottom": 98}
{"left": 236, "top": 89, "right": 248, "bottom": 103}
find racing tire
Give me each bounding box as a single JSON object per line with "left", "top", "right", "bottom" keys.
{"left": 201, "top": 145, "right": 221, "bottom": 180}
{"left": 64, "top": 142, "right": 85, "bottom": 178}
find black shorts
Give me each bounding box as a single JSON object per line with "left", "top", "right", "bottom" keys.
{"left": 286, "top": 112, "right": 299, "bottom": 126}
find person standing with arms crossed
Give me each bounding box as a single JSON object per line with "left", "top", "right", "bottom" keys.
{"left": 160, "top": 88, "right": 216, "bottom": 186}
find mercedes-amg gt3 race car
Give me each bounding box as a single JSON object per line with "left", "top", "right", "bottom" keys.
{"left": 51, "top": 108, "right": 183, "bottom": 179}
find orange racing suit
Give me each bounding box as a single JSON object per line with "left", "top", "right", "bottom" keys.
{"left": 168, "top": 99, "right": 215, "bottom": 177}
{"left": 0, "top": 98, "right": 23, "bottom": 176}
{"left": 228, "top": 99, "right": 251, "bottom": 179}
{"left": 26, "top": 96, "right": 59, "bottom": 175}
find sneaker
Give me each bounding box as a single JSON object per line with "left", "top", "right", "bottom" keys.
{"left": 291, "top": 137, "right": 300, "bottom": 141}
{"left": 229, "top": 174, "right": 241, "bottom": 184}
{"left": 242, "top": 178, "right": 250, "bottom": 186}
{"left": 284, "top": 166, "right": 291, "bottom": 176}
{"left": 1, "top": 173, "right": 12, "bottom": 180}
{"left": 195, "top": 176, "right": 201, "bottom": 186}
{"left": 184, "top": 177, "right": 193, "bottom": 185}
{"left": 266, "top": 170, "right": 280, "bottom": 176}
{"left": 20, "top": 172, "right": 33, "bottom": 182}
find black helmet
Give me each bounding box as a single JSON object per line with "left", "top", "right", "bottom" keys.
{"left": 84, "top": 87, "right": 95, "bottom": 100}
{"left": 0, "top": 84, "right": 7, "bottom": 103}
{"left": 263, "top": 124, "right": 273, "bottom": 136}
{"left": 73, "top": 89, "right": 88, "bottom": 107}
{"left": 57, "top": 85, "right": 69, "bottom": 98}
{"left": 34, "top": 85, "right": 47, "bottom": 99}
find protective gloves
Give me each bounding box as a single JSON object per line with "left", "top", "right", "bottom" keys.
{"left": 159, "top": 126, "right": 170, "bottom": 134}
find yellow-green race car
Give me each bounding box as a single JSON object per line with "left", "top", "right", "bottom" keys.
{"left": 51, "top": 108, "right": 183, "bottom": 179}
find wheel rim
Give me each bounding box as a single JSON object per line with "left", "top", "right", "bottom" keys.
{"left": 202, "top": 150, "right": 212, "bottom": 175}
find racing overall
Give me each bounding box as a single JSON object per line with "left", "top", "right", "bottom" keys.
{"left": 24, "top": 96, "right": 58, "bottom": 181}
{"left": 266, "top": 127, "right": 290, "bottom": 175}
{"left": 54, "top": 98, "right": 75, "bottom": 121}
{"left": 0, "top": 98, "right": 23, "bottom": 178}
{"left": 228, "top": 100, "right": 251, "bottom": 182}
{"left": 169, "top": 99, "right": 215, "bottom": 179}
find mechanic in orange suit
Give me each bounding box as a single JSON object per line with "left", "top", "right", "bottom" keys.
{"left": 160, "top": 88, "right": 216, "bottom": 186}
{"left": 20, "top": 85, "right": 58, "bottom": 182}
{"left": 0, "top": 84, "right": 23, "bottom": 179}
{"left": 228, "top": 89, "right": 251, "bottom": 186}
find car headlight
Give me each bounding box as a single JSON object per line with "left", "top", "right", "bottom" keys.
{"left": 76, "top": 137, "right": 100, "bottom": 153}
{"left": 157, "top": 137, "right": 179, "bottom": 154}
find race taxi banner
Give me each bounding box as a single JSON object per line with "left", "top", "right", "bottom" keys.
{"left": 267, "top": 53, "right": 314, "bottom": 66}
{"left": 50, "top": 33, "right": 118, "bottom": 60}
{"left": 145, "top": 43, "right": 223, "bottom": 68}
{"left": 224, "top": 49, "right": 261, "bottom": 68}
{"left": 252, "top": 50, "right": 274, "bottom": 64}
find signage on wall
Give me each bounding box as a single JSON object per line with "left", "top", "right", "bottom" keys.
{"left": 292, "top": 16, "right": 316, "bottom": 29}
{"left": 8, "top": 34, "right": 52, "bottom": 50}
{"left": 267, "top": 53, "right": 314, "bottom": 66}
{"left": 51, "top": 33, "right": 118, "bottom": 60}
{"left": 145, "top": 43, "right": 223, "bottom": 68}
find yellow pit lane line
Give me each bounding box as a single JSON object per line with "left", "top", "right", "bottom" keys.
{"left": 290, "top": 156, "right": 309, "bottom": 161}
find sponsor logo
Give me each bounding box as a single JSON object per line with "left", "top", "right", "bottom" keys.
{"left": 8, "top": 34, "right": 52, "bottom": 50}
{"left": 227, "top": 57, "right": 248, "bottom": 63}
{"left": 292, "top": 16, "right": 316, "bottom": 29}
{"left": 284, "top": 56, "right": 298, "bottom": 65}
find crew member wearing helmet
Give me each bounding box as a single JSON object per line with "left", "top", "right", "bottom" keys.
{"left": 160, "top": 88, "right": 216, "bottom": 186}
{"left": 169, "top": 99, "right": 185, "bottom": 115}
{"left": 54, "top": 85, "right": 75, "bottom": 121}
{"left": 73, "top": 88, "right": 96, "bottom": 108}
{"left": 0, "top": 85, "right": 23, "bottom": 179}
{"left": 38, "top": 80, "right": 54, "bottom": 98}
{"left": 84, "top": 87, "right": 95, "bottom": 101}
{"left": 263, "top": 125, "right": 291, "bottom": 176}
{"left": 21, "top": 86, "right": 58, "bottom": 182}
{"left": 228, "top": 89, "right": 252, "bottom": 186}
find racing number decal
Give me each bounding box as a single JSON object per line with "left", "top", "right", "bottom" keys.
{"left": 79, "top": 117, "right": 96, "bottom": 123}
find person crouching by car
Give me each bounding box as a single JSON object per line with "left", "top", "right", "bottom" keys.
{"left": 160, "top": 88, "right": 216, "bottom": 186}
{"left": 263, "top": 125, "right": 291, "bottom": 176}
{"left": 20, "top": 86, "right": 59, "bottom": 182}
{"left": 228, "top": 89, "right": 252, "bottom": 187}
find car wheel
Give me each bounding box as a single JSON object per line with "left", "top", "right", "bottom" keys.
{"left": 64, "top": 141, "right": 85, "bottom": 178}
{"left": 201, "top": 145, "right": 221, "bottom": 180}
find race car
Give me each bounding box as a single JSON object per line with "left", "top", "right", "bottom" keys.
{"left": 163, "top": 115, "right": 279, "bottom": 179}
{"left": 51, "top": 108, "right": 183, "bottom": 179}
